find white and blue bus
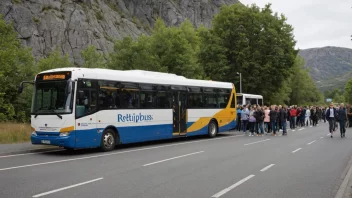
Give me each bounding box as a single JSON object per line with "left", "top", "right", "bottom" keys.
{"left": 19, "top": 68, "right": 237, "bottom": 151}
{"left": 236, "top": 93, "right": 263, "bottom": 106}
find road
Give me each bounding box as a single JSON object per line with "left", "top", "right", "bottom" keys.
{"left": 1, "top": 122, "right": 352, "bottom": 198}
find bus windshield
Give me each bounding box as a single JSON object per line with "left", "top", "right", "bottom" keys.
{"left": 31, "top": 80, "right": 74, "bottom": 115}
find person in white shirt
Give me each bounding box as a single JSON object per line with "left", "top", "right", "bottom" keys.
{"left": 305, "top": 107, "right": 310, "bottom": 126}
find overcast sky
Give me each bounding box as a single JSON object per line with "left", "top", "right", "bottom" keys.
{"left": 240, "top": 0, "right": 352, "bottom": 49}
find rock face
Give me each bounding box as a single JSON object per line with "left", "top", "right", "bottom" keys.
{"left": 1, "top": 0, "right": 239, "bottom": 65}
{"left": 299, "top": 46, "right": 352, "bottom": 91}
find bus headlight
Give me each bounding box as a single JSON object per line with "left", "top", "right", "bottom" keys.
{"left": 31, "top": 127, "right": 37, "bottom": 136}
{"left": 59, "top": 132, "right": 69, "bottom": 137}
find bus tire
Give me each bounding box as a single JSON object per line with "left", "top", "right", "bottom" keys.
{"left": 208, "top": 120, "right": 218, "bottom": 138}
{"left": 100, "top": 129, "right": 116, "bottom": 152}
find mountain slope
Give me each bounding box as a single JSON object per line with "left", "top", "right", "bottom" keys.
{"left": 0, "top": 0, "right": 239, "bottom": 65}
{"left": 298, "top": 46, "right": 352, "bottom": 91}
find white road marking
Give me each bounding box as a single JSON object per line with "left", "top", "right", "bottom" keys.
{"left": 244, "top": 139, "right": 270, "bottom": 146}
{"left": 260, "top": 164, "right": 275, "bottom": 172}
{"left": 211, "top": 175, "right": 255, "bottom": 198}
{"left": 327, "top": 133, "right": 331, "bottom": 136}
{"left": 298, "top": 128, "right": 305, "bottom": 131}
{"left": 0, "top": 134, "right": 244, "bottom": 172}
{"left": 292, "top": 130, "right": 296, "bottom": 132}
{"left": 320, "top": 137, "right": 324, "bottom": 139}
{"left": 32, "top": 177, "right": 103, "bottom": 197}
{"left": 310, "top": 126, "right": 313, "bottom": 127}
{"left": 307, "top": 140, "right": 316, "bottom": 145}
{"left": 143, "top": 151, "right": 204, "bottom": 166}
{"left": 292, "top": 148, "right": 302, "bottom": 153}
{"left": 0, "top": 150, "right": 63, "bottom": 158}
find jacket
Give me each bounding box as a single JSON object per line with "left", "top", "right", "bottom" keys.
{"left": 325, "top": 108, "right": 337, "bottom": 120}
{"left": 278, "top": 109, "right": 287, "bottom": 122}
{"left": 255, "top": 110, "right": 264, "bottom": 122}
{"left": 269, "top": 110, "right": 277, "bottom": 122}
{"left": 337, "top": 108, "right": 347, "bottom": 121}
{"left": 264, "top": 110, "right": 270, "bottom": 122}
{"left": 241, "top": 108, "right": 249, "bottom": 120}
{"left": 290, "top": 109, "right": 297, "bottom": 117}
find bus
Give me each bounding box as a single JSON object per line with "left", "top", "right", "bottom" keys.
{"left": 236, "top": 93, "right": 263, "bottom": 106}
{"left": 19, "top": 68, "right": 237, "bottom": 151}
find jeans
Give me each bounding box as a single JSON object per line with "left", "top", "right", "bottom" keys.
{"left": 258, "top": 121, "right": 264, "bottom": 134}
{"left": 281, "top": 121, "right": 287, "bottom": 133}
{"left": 290, "top": 117, "right": 296, "bottom": 128}
{"left": 242, "top": 120, "right": 248, "bottom": 132}
{"left": 264, "top": 122, "right": 270, "bottom": 132}
{"left": 339, "top": 120, "right": 346, "bottom": 135}
{"left": 271, "top": 121, "right": 277, "bottom": 134}
{"left": 249, "top": 122, "right": 255, "bottom": 133}
{"left": 328, "top": 118, "right": 335, "bottom": 133}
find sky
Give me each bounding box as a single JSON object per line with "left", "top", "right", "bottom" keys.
{"left": 240, "top": 0, "right": 352, "bottom": 49}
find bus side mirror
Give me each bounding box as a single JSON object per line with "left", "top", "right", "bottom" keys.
{"left": 78, "top": 90, "right": 85, "bottom": 100}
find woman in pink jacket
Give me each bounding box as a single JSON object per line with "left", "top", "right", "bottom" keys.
{"left": 264, "top": 106, "right": 271, "bottom": 134}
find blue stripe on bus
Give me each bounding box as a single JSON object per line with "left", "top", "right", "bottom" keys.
{"left": 32, "top": 120, "right": 237, "bottom": 149}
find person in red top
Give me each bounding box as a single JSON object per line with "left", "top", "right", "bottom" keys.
{"left": 290, "top": 107, "right": 297, "bottom": 129}
{"left": 296, "top": 106, "right": 301, "bottom": 127}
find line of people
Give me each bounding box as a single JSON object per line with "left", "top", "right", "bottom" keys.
{"left": 235, "top": 103, "right": 350, "bottom": 138}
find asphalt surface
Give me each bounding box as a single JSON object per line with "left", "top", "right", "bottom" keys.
{"left": 1, "top": 122, "right": 352, "bottom": 198}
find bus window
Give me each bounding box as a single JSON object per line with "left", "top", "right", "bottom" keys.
{"left": 76, "top": 79, "right": 98, "bottom": 118}
{"left": 236, "top": 96, "right": 243, "bottom": 106}
{"left": 99, "top": 81, "right": 119, "bottom": 109}
{"left": 258, "top": 99, "right": 263, "bottom": 106}
{"left": 204, "top": 92, "right": 217, "bottom": 108}
{"left": 140, "top": 84, "right": 155, "bottom": 108}
{"left": 249, "top": 98, "right": 257, "bottom": 105}
{"left": 218, "top": 89, "right": 231, "bottom": 108}
{"left": 188, "top": 87, "right": 203, "bottom": 108}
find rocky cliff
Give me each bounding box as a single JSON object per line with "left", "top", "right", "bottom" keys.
{"left": 299, "top": 46, "right": 352, "bottom": 91}
{"left": 0, "top": 0, "right": 239, "bottom": 65}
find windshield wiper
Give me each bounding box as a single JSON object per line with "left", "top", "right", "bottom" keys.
{"left": 48, "top": 109, "right": 63, "bottom": 119}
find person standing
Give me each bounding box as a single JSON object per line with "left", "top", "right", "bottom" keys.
{"left": 322, "top": 107, "right": 327, "bottom": 123}
{"left": 305, "top": 107, "right": 311, "bottom": 126}
{"left": 337, "top": 103, "right": 347, "bottom": 138}
{"left": 264, "top": 106, "right": 271, "bottom": 134}
{"left": 236, "top": 106, "right": 242, "bottom": 131}
{"left": 326, "top": 103, "right": 337, "bottom": 138}
{"left": 256, "top": 106, "right": 265, "bottom": 136}
{"left": 248, "top": 107, "right": 256, "bottom": 136}
{"left": 279, "top": 106, "right": 288, "bottom": 135}
{"left": 296, "top": 106, "right": 301, "bottom": 127}
{"left": 290, "top": 106, "right": 297, "bottom": 129}
{"left": 300, "top": 107, "right": 306, "bottom": 127}
{"left": 347, "top": 104, "right": 352, "bottom": 128}
{"left": 270, "top": 106, "right": 278, "bottom": 136}
{"left": 241, "top": 105, "right": 250, "bottom": 133}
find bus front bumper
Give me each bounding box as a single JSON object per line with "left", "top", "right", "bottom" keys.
{"left": 31, "top": 131, "right": 76, "bottom": 148}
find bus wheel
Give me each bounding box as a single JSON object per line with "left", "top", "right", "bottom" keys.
{"left": 101, "top": 129, "right": 116, "bottom": 152}
{"left": 208, "top": 120, "right": 218, "bottom": 138}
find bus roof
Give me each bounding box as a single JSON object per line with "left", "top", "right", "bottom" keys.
{"left": 236, "top": 93, "right": 263, "bottom": 99}
{"left": 39, "top": 68, "right": 234, "bottom": 89}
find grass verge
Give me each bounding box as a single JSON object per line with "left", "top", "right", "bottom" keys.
{"left": 0, "top": 123, "right": 31, "bottom": 144}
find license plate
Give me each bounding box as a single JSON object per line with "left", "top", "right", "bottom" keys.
{"left": 41, "top": 140, "right": 50, "bottom": 144}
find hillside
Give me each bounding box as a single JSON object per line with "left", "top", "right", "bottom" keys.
{"left": 298, "top": 46, "right": 352, "bottom": 92}
{"left": 0, "top": 0, "right": 239, "bottom": 65}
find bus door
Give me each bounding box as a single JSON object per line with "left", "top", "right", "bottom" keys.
{"left": 172, "top": 88, "right": 187, "bottom": 136}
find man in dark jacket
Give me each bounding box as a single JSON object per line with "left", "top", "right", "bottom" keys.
{"left": 337, "top": 103, "right": 347, "bottom": 138}
{"left": 269, "top": 106, "right": 278, "bottom": 136}
{"left": 255, "top": 106, "right": 264, "bottom": 136}
{"left": 279, "top": 105, "right": 288, "bottom": 135}
{"left": 326, "top": 103, "right": 337, "bottom": 138}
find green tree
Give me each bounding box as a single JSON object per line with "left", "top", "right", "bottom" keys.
{"left": 108, "top": 35, "right": 164, "bottom": 72}
{"left": 0, "top": 15, "right": 35, "bottom": 121}
{"left": 37, "top": 49, "right": 72, "bottom": 71}
{"left": 289, "top": 56, "right": 323, "bottom": 105}
{"left": 344, "top": 79, "right": 352, "bottom": 104}
{"left": 108, "top": 18, "right": 204, "bottom": 78}
{"left": 81, "top": 45, "right": 106, "bottom": 68}
{"left": 200, "top": 4, "right": 297, "bottom": 104}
